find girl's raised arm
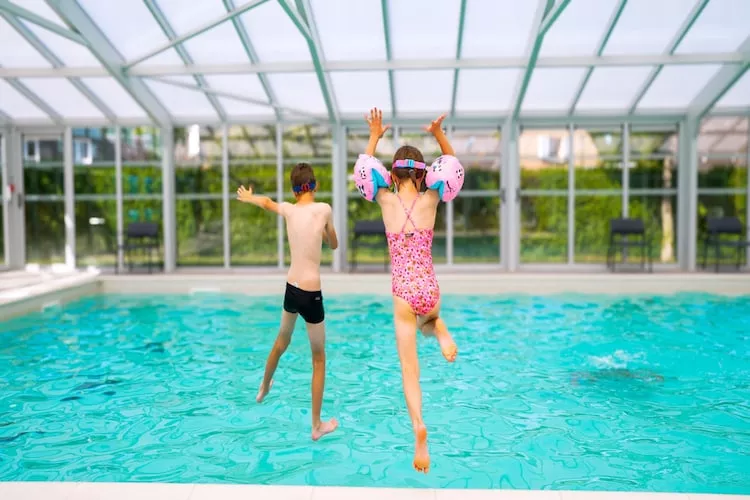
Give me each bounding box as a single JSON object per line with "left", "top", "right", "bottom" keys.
{"left": 365, "top": 107, "right": 391, "bottom": 156}
{"left": 425, "top": 114, "right": 455, "bottom": 156}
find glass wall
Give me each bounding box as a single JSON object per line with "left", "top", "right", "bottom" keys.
{"left": 229, "top": 125, "right": 278, "bottom": 266}
{"left": 175, "top": 126, "right": 223, "bottom": 266}
{"left": 121, "top": 126, "right": 164, "bottom": 267}
{"left": 24, "top": 133, "right": 65, "bottom": 264}
{"left": 73, "top": 127, "right": 117, "bottom": 268}
{"left": 519, "top": 127, "right": 567, "bottom": 263}
{"left": 0, "top": 133, "right": 5, "bottom": 266}
{"left": 696, "top": 117, "right": 748, "bottom": 264}
{"left": 574, "top": 126, "right": 623, "bottom": 263}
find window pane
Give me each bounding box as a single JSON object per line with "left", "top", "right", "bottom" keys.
{"left": 144, "top": 77, "right": 219, "bottom": 119}
{"left": 0, "top": 79, "right": 49, "bottom": 119}
{"left": 19, "top": 78, "right": 105, "bottom": 119}
{"left": 715, "top": 71, "right": 750, "bottom": 110}
{"left": 522, "top": 68, "right": 587, "bottom": 112}
{"left": 394, "top": 70, "right": 453, "bottom": 115}
{"left": 454, "top": 196, "right": 498, "bottom": 263}
{"left": 575, "top": 66, "right": 653, "bottom": 111}
{"left": 520, "top": 128, "right": 569, "bottom": 190}
{"left": 462, "top": 0, "right": 538, "bottom": 58}
{"left": 455, "top": 69, "right": 520, "bottom": 114}
{"left": 676, "top": 0, "right": 750, "bottom": 54}
{"left": 603, "top": 0, "right": 696, "bottom": 56}
{"left": 521, "top": 195, "right": 567, "bottom": 263}
{"left": 203, "top": 74, "right": 269, "bottom": 102}
{"left": 637, "top": 65, "right": 722, "bottom": 110}
{"left": 630, "top": 127, "right": 679, "bottom": 190}
{"left": 76, "top": 200, "right": 116, "bottom": 268}
{"left": 629, "top": 195, "right": 678, "bottom": 264}
{"left": 23, "top": 22, "right": 101, "bottom": 67}
{"left": 13, "top": 0, "right": 68, "bottom": 27}
{"left": 0, "top": 16, "right": 51, "bottom": 67}
{"left": 80, "top": 78, "right": 149, "bottom": 120}
{"left": 331, "top": 71, "right": 392, "bottom": 116}
{"left": 389, "top": 0, "right": 460, "bottom": 59}
{"left": 540, "top": 0, "right": 617, "bottom": 57}
{"left": 240, "top": 1, "right": 311, "bottom": 63}
{"left": 311, "top": 0, "right": 385, "bottom": 61}
{"left": 575, "top": 195, "right": 621, "bottom": 263}
{"left": 267, "top": 73, "right": 328, "bottom": 115}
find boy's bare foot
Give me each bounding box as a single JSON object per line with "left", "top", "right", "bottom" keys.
{"left": 435, "top": 330, "right": 458, "bottom": 362}
{"left": 256, "top": 380, "right": 273, "bottom": 403}
{"left": 312, "top": 418, "right": 339, "bottom": 441}
{"left": 413, "top": 425, "right": 430, "bottom": 473}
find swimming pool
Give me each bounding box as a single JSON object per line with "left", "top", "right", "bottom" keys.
{"left": 1, "top": 292, "right": 748, "bottom": 494}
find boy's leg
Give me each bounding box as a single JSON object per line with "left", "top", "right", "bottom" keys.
{"left": 393, "top": 297, "right": 430, "bottom": 473}
{"left": 417, "top": 301, "right": 457, "bottom": 362}
{"left": 306, "top": 320, "right": 338, "bottom": 441}
{"left": 257, "top": 310, "right": 297, "bottom": 403}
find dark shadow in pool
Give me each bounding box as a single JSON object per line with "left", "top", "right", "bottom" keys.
{"left": 571, "top": 368, "right": 665, "bottom": 386}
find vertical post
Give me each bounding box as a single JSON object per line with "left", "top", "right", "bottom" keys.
{"left": 5, "top": 128, "right": 25, "bottom": 268}
{"left": 63, "top": 126, "right": 75, "bottom": 269}
{"left": 622, "top": 122, "right": 630, "bottom": 218}
{"left": 161, "top": 126, "right": 176, "bottom": 272}
{"left": 276, "top": 124, "right": 284, "bottom": 269}
{"left": 446, "top": 126, "right": 454, "bottom": 266}
{"left": 500, "top": 121, "right": 510, "bottom": 269}
{"left": 567, "top": 123, "right": 575, "bottom": 265}
{"left": 745, "top": 118, "right": 750, "bottom": 268}
{"left": 1, "top": 130, "right": 8, "bottom": 266}
{"left": 677, "top": 119, "right": 699, "bottom": 271}
{"left": 222, "top": 124, "right": 230, "bottom": 269}
{"left": 115, "top": 126, "right": 123, "bottom": 272}
{"left": 502, "top": 118, "right": 520, "bottom": 271}
{"left": 331, "top": 124, "right": 347, "bottom": 272}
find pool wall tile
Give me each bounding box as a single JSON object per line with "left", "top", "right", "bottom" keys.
{"left": 190, "top": 484, "right": 313, "bottom": 500}
{"left": 435, "top": 489, "right": 561, "bottom": 499}
{"left": 560, "top": 492, "right": 690, "bottom": 500}
{"left": 74, "top": 482, "right": 195, "bottom": 500}
{"left": 0, "top": 481, "right": 80, "bottom": 500}
{"left": 311, "top": 486, "right": 435, "bottom": 500}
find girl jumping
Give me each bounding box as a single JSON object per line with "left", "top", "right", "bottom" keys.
{"left": 353, "top": 107, "right": 465, "bottom": 473}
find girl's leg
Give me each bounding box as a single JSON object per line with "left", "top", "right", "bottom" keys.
{"left": 418, "top": 301, "right": 457, "bottom": 362}
{"left": 393, "top": 296, "right": 430, "bottom": 473}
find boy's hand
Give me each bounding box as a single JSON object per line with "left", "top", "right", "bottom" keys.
{"left": 365, "top": 107, "right": 391, "bottom": 138}
{"left": 425, "top": 113, "right": 447, "bottom": 135}
{"left": 236, "top": 185, "right": 254, "bottom": 202}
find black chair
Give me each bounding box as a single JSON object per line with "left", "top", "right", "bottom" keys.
{"left": 701, "top": 216, "right": 749, "bottom": 272}
{"left": 606, "top": 218, "right": 652, "bottom": 272}
{"left": 118, "top": 222, "right": 161, "bottom": 274}
{"left": 350, "top": 220, "right": 388, "bottom": 272}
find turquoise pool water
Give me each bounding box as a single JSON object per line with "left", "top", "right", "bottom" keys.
{"left": 1, "top": 293, "right": 749, "bottom": 493}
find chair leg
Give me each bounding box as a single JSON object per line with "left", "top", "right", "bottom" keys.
{"left": 351, "top": 237, "right": 357, "bottom": 272}
{"left": 714, "top": 241, "right": 720, "bottom": 273}
{"left": 701, "top": 240, "right": 707, "bottom": 270}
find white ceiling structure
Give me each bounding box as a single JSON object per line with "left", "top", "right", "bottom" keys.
{"left": 0, "top": 0, "right": 749, "bottom": 128}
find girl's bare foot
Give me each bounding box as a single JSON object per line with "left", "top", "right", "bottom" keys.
{"left": 435, "top": 330, "right": 457, "bottom": 362}
{"left": 312, "top": 418, "right": 339, "bottom": 441}
{"left": 256, "top": 379, "right": 273, "bottom": 403}
{"left": 413, "top": 425, "right": 430, "bottom": 473}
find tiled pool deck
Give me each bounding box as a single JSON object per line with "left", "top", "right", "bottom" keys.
{"left": 0, "top": 483, "right": 747, "bottom": 500}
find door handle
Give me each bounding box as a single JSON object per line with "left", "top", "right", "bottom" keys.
{"left": 17, "top": 192, "right": 24, "bottom": 209}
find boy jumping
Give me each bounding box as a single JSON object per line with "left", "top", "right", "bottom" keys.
{"left": 236, "top": 162, "right": 339, "bottom": 441}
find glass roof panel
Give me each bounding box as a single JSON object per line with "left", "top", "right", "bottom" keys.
{"left": 455, "top": 68, "right": 520, "bottom": 113}
{"left": 218, "top": 97, "right": 275, "bottom": 118}
{"left": 265, "top": 73, "right": 327, "bottom": 114}
{"left": 461, "top": 0, "right": 538, "bottom": 58}
{"left": 540, "top": 0, "right": 617, "bottom": 57}
{"left": 156, "top": 0, "right": 248, "bottom": 65}
{"left": 0, "top": 78, "right": 49, "bottom": 119}
{"left": 0, "top": 17, "right": 51, "bottom": 67}
{"left": 79, "top": 77, "right": 148, "bottom": 119}
{"left": 202, "top": 74, "right": 269, "bottom": 102}
{"left": 575, "top": 66, "right": 653, "bottom": 111}
{"left": 22, "top": 22, "right": 101, "bottom": 67}
{"left": 389, "top": 0, "right": 460, "bottom": 59}
{"left": 522, "top": 67, "right": 587, "bottom": 112}
{"left": 9, "top": 0, "right": 67, "bottom": 27}
{"left": 603, "top": 0, "right": 695, "bottom": 56}
{"left": 19, "top": 77, "right": 104, "bottom": 118}
{"left": 714, "top": 71, "right": 750, "bottom": 109}
{"left": 637, "top": 64, "right": 722, "bottom": 110}
{"left": 711, "top": 134, "right": 748, "bottom": 154}
{"left": 144, "top": 79, "right": 219, "bottom": 119}
{"left": 676, "top": 0, "right": 750, "bottom": 54}
{"left": 330, "top": 71, "right": 392, "bottom": 116}
{"left": 78, "top": 0, "right": 184, "bottom": 66}
{"left": 240, "top": 1, "right": 311, "bottom": 63}
{"left": 394, "top": 70, "right": 453, "bottom": 114}
{"left": 311, "top": 0, "right": 386, "bottom": 61}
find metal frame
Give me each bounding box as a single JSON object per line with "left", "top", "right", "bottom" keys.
{"left": 222, "top": 124, "right": 230, "bottom": 268}
{"left": 0, "top": 128, "right": 8, "bottom": 267}
{"left": 114, "top": 126, "right": 124, "bottom": 272}
{"left": 380, "top": 0, "right": 396, "bottom": 117}
{"left": 276, "top": 124, "right": 284, "bottom": 268}
{"left": 449, "top": 0, "right": 469, "bottom": 118}
{"left": 63, "top": 126, "right": 74, "bottom": 268}
{"left": 0, "top": 0, "right": 87, "bottom": 45}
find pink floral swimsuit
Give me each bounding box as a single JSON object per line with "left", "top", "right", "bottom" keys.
{"left": 385, "top": 195, "right": 440, "bottom": 316}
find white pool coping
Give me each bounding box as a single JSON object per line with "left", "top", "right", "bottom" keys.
{"left": 0, "top": 482, "right": 747, "bottom": 500}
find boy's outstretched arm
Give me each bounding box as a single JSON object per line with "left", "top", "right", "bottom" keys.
{"left": 236, "top": 185, "right": 286, "bottom": 215}
{"left": 425, "top": 113, "right": 455, "bottom": 156}
{"left": 323, "top": 205, "right": 339, "bottom": 250}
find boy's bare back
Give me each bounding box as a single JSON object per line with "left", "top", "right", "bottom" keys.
{"left": 281, "top": 201, "right": 332, "bottom": 291}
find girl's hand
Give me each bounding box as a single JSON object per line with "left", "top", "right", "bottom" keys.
{"left": 365, "top": 107, "right": 391, "bottom": 138}
{"left": 425, "top": 113, "right": 447, "bottom": 135}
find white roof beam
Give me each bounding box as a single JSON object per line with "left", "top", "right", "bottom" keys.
{"left": 567, "top": 0, "right": 627, "bottom": 115}
{"left": 223, "top": 0, "right": 282, "bottom": 121}
{"left": 0, "top": 11, "right": 117, "bottom": 122}
{"left": 449, "top": 0, "right": 469, "bottom": 118}
{"left": 627, "top": 0, "right": 710, "bottom": 114}
{"left": 0, "top": 0, "right": 86, "bottom": 45}
{"left": 2, "top": 76, "right": 63, "bottom": 124}
{"left": 142, "top": 0, "right": 226, "bottom": 121}
{"left": 124, "top": 0, "right": 269, "bottom": 70}
{"left": 280, "top": 0, "right": 337, "bottom": 123}
{"left": 46, "top": 0, "right": 172, "bottom": 126}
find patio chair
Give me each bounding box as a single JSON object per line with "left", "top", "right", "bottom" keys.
{"left": 700, "top": 216, "right": 749, "bottom": 272}
{"left": 606, "top": 218, "right": 652, "bottom": 272}
{"left": 118, "top": 222, "right": 161, "bottom": 274}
